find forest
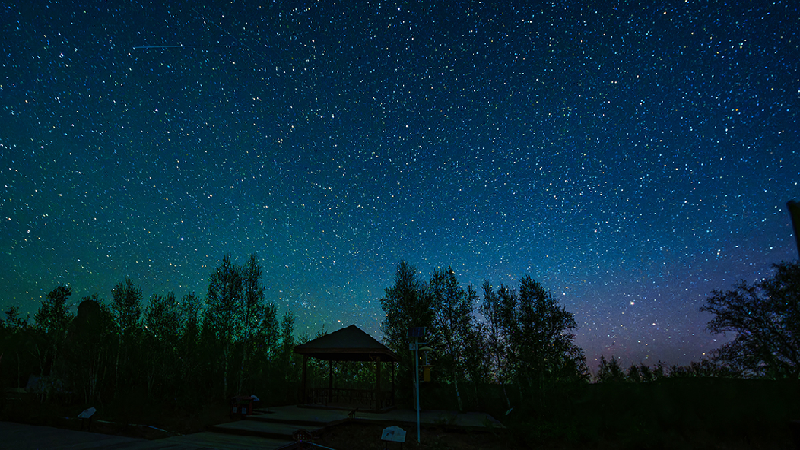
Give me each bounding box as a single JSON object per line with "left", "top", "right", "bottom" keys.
{"left": 1, "top": 255, "right": 800, "bottom": 447}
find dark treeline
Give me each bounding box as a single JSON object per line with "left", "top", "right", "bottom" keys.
{"left": 378, "top": 261, "right": 800, "bottom": 414}
{"left": 376, "top": 261, "right": 800, "bottom": 448}
{"left": 0, "top": 253, "right": 301, "bottom": 410}
{"left": 380, "top": 261, "right": 590, "bottom": 413}
{"left": 1, "top": 256, "right": 799, "bottom": 446}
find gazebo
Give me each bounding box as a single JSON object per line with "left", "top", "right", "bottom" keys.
{"left": 294, "top": 325, "right": 399, "bottom": 411}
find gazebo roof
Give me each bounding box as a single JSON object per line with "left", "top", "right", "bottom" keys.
{"left": 294, "top": 325, "right": 400, "bottom": 362}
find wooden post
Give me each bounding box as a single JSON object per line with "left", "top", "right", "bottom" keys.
{"left": 328, "top": 359, "right": 333, "bottom": 406}
{"left": 391, "top": 361, "right": 395, "bottom": 407}
{"left": 301, "top": 355, "right": 308, "bottom": 405}
{"left": 375, "top": 356, "right": 382, "bottom": 410}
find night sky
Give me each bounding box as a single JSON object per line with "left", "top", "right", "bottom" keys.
{"left": 1, "top": 1, "right": 798, "bottom": 369}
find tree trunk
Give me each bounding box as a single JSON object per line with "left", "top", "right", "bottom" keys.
{"left": 472, "top": 381, "right": 480, "bottom": 411}
{"left": 115, "top": 334, "right": 121, "bottom": 398}
{"left": 223, "top": 342, "right": 229, "bottom": 400}
{"left": 239, "top": 341, "right": 247, "bottom": 395}
{"left": 453, "top": 372, "right": 463, "bottom": 411}
{"left": 15, "top": 350, "right": 21, "bottom": 388}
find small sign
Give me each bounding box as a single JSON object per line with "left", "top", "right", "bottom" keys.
{"left": 408, "top": 327, "right": 425, "bottom": 338}
{"left": 381, "top": 426, "right": 406, "bottom": 443}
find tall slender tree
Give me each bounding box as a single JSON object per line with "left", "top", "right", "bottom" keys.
{"left": 481, "top": 281, "right": 512, "bottom": 409}
{"left": 143, "top": 292, "right": 181, "bottom": 398}
{"left": 34, "top": 285, "right": 74, "bottom": 395}
{"left": 279, "top": 311, "right": 297, "bottom": 383}
{"left": 178, "top": 292, "right": 204, "bottom": 402}
{"left": 2, "top": 306, "right": 31, "bottom": 389}
{"left": 111, "top": 277, "right": 143, "bottom": 395}
{"left": 430, "top": 267, "right": 476, "bottom": 411}
{"left": 239, "top": 253, "right": 266, "bottom": 394}
{"left": 205, "top": 254, "right": 244, "bottom": 399}
{"left": 513, "top": 276, "right": 585, "bottom": 395}
{"left": 482, "top": 277, "right": 586, "bottom": 407}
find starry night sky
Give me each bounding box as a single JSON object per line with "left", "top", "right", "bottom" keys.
{"left": 1, "top": 1, "right": 798, "bottom": 368}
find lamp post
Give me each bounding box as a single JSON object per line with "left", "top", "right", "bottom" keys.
{"left": 408, "top": 327, "right": 426, "bottom": 444}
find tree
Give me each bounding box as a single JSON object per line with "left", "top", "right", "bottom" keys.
{"left": 205, "top": 254, "right": 244, "bottom": 398}
{"left": 380, "top": 261, "right": 435, "bottom": 403}
{"left": 252, "top": 299, "right": 279, "bottom": 389}
{"left": 462, "top": 321, "right": 490, "bottom": 410}
{"left": 239, "top": 253, "right": 266, "bottom": 394}
{"left": 701, "top": 262, "right": 800, "bottom": 378}
{"left": 596, "top": 355, "right": 626, "bottom": 383}
{"left": 483, "top": 276, "right": 587, "bottom": 402}
{"left": 177, "top": 292, "right": 204, "bottom": 404}
{"left": 143, "top": 292, "right": 181, "bottom": 398}
{"left": 429, "top": 267, "right": 476, "bottom": 411}
{"left": 111, "top": 278, "right": 143, "bottom": 394}
{"left": 111, "top": 278, "right": 142, "bottom": 337}
{"left": 67, "top": 295, "right": 115, "bottom": 403}
{"left": 480, "top": 281, "right": 512, "bottom": 409}
{"left": 278, "top": 311, "right": 297, "bottom": 383}
{"left": 515, "top": 276, "right": 585, "bottom": 391}
{"left": 33, "top": 286, "right": 74, "bottom": 385}
{"left": 1, "top": 306, "right": 31, "bottom": 389}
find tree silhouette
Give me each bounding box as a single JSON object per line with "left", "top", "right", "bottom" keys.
{"left": 111, "top": 278, "right": 143, "bottom": 395}
{"left": 430, "top": 267, "right": 476, "bottom": 411}
{"left": 205, "top": 254, "right": 244, "bottom": 398}
{"left": 143, "top": 292, "right": 181, "bottom": 399}
{"left": 701, "top": 262, "right": 800, "bottom": 378}
{"left": 596, "top": 355, "right": 626, "bottom": 382}
{"left": 1, "top": 306, "right": 31, "bottom": 388}
{"left": 68, "top": 295, "right": 114, "bottom": 403}
{"left": 380, "top": 261, "right": 434, "bottom": 401}
{"left": 480, "top": 281, "right": 512, "bottom": 408}
{"left": 33, "top": 285, "right": 74, "bottom": 398}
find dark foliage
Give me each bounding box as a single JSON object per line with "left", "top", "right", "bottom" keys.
{"left": 381, "top": 262, "right": 588, "bottom": 413}
{"left": 701, "top": 261, "right": 800, "bottom": 378}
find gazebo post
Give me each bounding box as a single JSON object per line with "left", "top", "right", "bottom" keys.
{"left": 391, "top": 361, "right": 395, "bottom": 407}
{"left": 375, "top": 356, "right": 382, "bottom": 410}
{"left": 328, "top": 359, "right": 333, "bottom": 406}
{"left": 301, "top": 355, "right": 308, "bottom": 404}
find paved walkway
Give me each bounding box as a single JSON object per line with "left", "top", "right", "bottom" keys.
{"left": 252, "top": 404, "right": 504, "bottom": 429}
{"left": 0, "top": 421, "right": 292, "bottom": 449}
{"left": 0, "top": 406, "right": 502, "bottom": 449}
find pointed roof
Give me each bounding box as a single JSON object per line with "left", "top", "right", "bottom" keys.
{"left": 294, "top": 325, "right": 400, "bottom": 362}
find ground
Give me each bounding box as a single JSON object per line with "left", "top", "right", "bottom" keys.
{"left": 317, "top": 422, "right": 517, "bottom": 450}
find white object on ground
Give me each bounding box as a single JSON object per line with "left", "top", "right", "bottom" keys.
{"left": 381, "top": 426, "right": 406, "bottom": 443}
{"left": 78, "top": 407, "right": 96, "bottom": 419}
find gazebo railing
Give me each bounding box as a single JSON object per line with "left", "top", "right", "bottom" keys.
{"left": 308, "top": 387, "right": 394, "bottom": 410}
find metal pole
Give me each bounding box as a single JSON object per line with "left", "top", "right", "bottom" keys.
{"left": 415, "top": 337, "right": 421, "bottom": 443}
{"left": 788, "top": 200, "right": 800, "bottom": 260}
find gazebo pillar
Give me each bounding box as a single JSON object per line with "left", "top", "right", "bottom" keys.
{"left": 375, "top": 356, "right": 382, "bottom": 409}
{"left": 328, "top": 359, "right": 333, "bottom": 406}
{"left": 301, "top": 355, "right": 308, "bottom": 404}
{"left": 391, "top": 361, "right": 395, "bottom": 407}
